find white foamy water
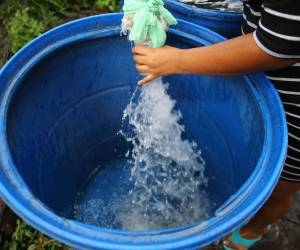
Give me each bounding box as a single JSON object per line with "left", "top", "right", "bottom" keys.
{"left": 115, "top": 78, "right": 210, "bottom": 230}
{"left": 75, "top": 78, "right": 211, "bottom": 230}
{"left": 180, "top": 0, "right": 243, "bottom": 12}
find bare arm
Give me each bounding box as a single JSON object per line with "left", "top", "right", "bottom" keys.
{"left": 133, "top": 33, "right": 297, "bottom": 84}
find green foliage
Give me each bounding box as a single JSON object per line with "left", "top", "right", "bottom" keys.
{"left": 6, "top": 7, "right": 44, "bottom": 53}
{"left": 0, "top": 0, "right": 121, "bottom": 56}
{"left": 0, "top": 60, "right": 4, "bottom": 68}
{"left": 95, "top": 0, "right": 121, "bottom": 12}
{"left": 66, "top": 0, "right": 100, "bottom": 11}
{"left": 3, "top": 220, "right": 71, "bottom": 250}
{"left": 0, "top": 0, "right": 20, "bottom": 23}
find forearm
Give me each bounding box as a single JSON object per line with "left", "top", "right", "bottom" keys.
{"left": 133, "top": 33, "right": 298, "bottom": 84}
{"left": 178, "top": 33, "right": 297, "bottom": 76}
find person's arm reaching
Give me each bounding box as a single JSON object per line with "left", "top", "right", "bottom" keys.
{"left": 133, "top": 33, "right": 298, "bottom": 85}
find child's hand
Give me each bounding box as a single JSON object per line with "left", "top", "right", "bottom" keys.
{"left": 132, "top": 45, "right": 183, "bottom": 85}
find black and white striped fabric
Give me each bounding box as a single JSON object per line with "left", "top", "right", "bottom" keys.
{"left": 242, "top": 0, "right": 300, "bottom": 182}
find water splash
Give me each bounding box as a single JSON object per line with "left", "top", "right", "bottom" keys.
{"left": 74, "top": 78, "right": 211, "bottom": 230}
{"left": 115, "top": 78, "right": 210, "bottom": 230}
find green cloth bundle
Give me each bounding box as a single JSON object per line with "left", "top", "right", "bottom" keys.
{"left": 122, "top": 0, "right": 177, "bottom": 48}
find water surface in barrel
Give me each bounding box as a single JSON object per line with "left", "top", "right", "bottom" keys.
{"left": 74, "top": 79, "right": 212, "bottom": 230}
{"left": 179, "top": 0, "right": 243, "bottom": 12}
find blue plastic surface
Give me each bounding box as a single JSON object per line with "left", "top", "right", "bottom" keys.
{"left": 163, "top": 0, "right": 243, "bottom": 38}
{"left": 0, "top": 13, "right": 287, "bottom": 250}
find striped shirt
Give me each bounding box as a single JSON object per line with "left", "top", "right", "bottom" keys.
{"left": 242, "top": 0, "right": 300, "bottom": 182}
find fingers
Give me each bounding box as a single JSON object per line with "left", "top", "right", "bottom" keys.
{"left": 133, "top": 55, "right": 147, "bottom": 65}
{"left": 132, "top": 46, "right": 150, "bottom": 55}
{"left": 132, "top": 45, "right": 158, "bottom": 85}
{"left": 138, "top": 74, "right": 157, "bottom": 85}
{"left": 135, "top": 64, "right": 150, "bottom": 73}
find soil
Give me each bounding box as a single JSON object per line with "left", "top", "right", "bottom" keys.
{"left": 0, "top": 20, "right": 11, "bottom": 67}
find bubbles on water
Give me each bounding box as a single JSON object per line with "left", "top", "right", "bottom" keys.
{"left": 74, "top": 78, "right": 211, "bottom": 230}
{"left": 74, "top": 199, "right": 109, "bottom": 225}
{"left": 180, "top": 0, "right": 243, "bottom": 12}
{"left": 114, "top": 78, "right": 210, "bottom": 230}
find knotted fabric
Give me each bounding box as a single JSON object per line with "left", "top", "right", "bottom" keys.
{"left": 123, "top": 0, "right": 177, "bottom": 48}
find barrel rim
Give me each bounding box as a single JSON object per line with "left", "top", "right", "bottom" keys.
{"left": 164, "top": 0, "right": 243, "bottom": 21}
{"left": 0, "top": 13, "right": 287, "bottom": 250}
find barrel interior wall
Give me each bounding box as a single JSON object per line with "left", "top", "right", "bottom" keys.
{"left": 6, "top": 36, "right": 137, "bottom": 214}
{"left": 6, "top": 33, "right": 264, "bottom": 217}
{"left": 165, "top": 74, "right": 264, "bottom": 205}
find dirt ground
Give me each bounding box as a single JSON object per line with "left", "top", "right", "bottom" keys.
{"left": 0, "top": 20, "right": 10, "bottom": 67}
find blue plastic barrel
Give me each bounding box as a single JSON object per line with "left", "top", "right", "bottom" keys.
{"left": 0, "top": 13, "right": 286, "bottom": 250}
{"left": 164, "top": 0, "right": 243, "bottom": 38}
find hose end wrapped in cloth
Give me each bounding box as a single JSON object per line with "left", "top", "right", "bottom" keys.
{"left": 122, "top": 0, "right": 177, "bottom": 48}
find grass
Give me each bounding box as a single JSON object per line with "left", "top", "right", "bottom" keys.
{"left": 0, "top": 0, "right": 121, "bottom": 66}
{"left": 2, "top": 220, "right": 71, "bottom": 250}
